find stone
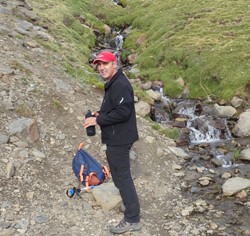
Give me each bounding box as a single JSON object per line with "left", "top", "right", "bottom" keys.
{"left": 135, "top": 101, "right": 151, "bottom": 116}
{"left": 8, "top": 118, "right": 40, "bottom": 143}
{"left": 214, "top": 104, "right": 237, "bottom": 118}
{"left": 91, "top": 183, "right": 122, "bottom": 211}
{"left": 0, "top": 134, "right": 9, "bottom": 144}
{"left": 232, "top": 110, "right": 250, "bottom": 137}
{"left": 6, "top": 161, "right": 15, "bottom": 178}
{"left": 239, "top": 148, "right": 250, "bottom": 161}
{"left": 222, "top": 177, "right": 250, "bottom": 196}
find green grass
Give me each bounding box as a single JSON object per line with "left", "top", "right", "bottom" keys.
{"left": 96, "top": 0, "right": 250, "bottom": 101}
{"left": 152, "top": 123, "right": 180, "bottom": 140}
{"left": 30, "top": 0, "right": 250, "bottom": 101}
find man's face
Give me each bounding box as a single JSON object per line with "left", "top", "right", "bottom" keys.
{"left": 96, "top": 61, "right": 117, "bottom": 81}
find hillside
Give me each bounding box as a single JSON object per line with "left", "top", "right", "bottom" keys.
{"left": 0, "top": 1, "right": 249, "bottom": 236}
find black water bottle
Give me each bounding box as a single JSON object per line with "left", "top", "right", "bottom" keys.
{"left": 85, "top": 110, "right": 96, "bottom": 136}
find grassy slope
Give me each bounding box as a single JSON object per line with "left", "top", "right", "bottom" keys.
{"left": 32, "top": 0, "right": 250, "bottom": 101}
{"left": 92, "top": 0, "right": 250, "bottom": 100}
{"left": 31, "top": 0, "right": 100, "bottom": 83}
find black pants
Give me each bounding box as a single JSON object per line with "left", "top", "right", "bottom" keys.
{"left": 106, "top": 144, "right": 140, "bottom": 223}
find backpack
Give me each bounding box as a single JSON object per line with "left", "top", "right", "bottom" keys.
{"left": 72, "top": 143, "right": 110, "bottom": 191}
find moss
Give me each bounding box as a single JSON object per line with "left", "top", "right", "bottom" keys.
{"left": 152, "top": 123, "right": 180, "bottom": 140}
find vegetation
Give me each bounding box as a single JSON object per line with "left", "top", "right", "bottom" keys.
{"left": 89, "top": 0, "right": 250, "bottom": 100}
{"left": 152, "top": 123, "right": 180, "bottom": 140}
{"left": 31, "top": 0, "right": 250, "bottom": 101}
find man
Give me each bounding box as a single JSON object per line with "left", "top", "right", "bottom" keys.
{"left": 83, "top": 51, "right": 141, "bottom": 234}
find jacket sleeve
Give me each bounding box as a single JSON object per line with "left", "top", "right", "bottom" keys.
{"left": 96, "top": 82, "right": 133, "bottom": 127}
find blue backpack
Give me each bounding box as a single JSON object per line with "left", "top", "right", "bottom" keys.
{"left": 72, "top": 143, "right": 110, "bottom": 191}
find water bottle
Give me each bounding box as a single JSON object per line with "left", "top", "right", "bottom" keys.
{"left": 85, "top": 110, "right": 96, "bottom": 136}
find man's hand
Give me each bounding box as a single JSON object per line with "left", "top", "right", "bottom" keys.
{"left": 83, "top": 111, "right": 99, "bottom": 129}
{"left": 83, "top": 117, "right": 97, "bottom": 128}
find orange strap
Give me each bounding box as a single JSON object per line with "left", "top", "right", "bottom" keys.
{"left": 78, "top": 143, "right": 84, "bottom": 150}
{"left": 79, "top": 164, "right": 84, "bottom": 182}
{"left": 85, "top": 176, "right": 90, "bottom": 192}
{"left": 102, "top": 166, "right": 110, "bottom": 181}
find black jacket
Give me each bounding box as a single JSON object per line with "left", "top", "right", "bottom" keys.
{"left": 96, "top": 69, "right": 139, "bottom": 145}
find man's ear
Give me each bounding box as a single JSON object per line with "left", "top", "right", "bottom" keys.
{"left": 113, "top": 61, "right": 118, "bottom": 69}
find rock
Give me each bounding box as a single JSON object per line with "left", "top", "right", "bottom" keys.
{"left": 91, "top": 183, "right": 122, "bottom": 211}
{"left": 35, "top": 215, "right": 50, "bottom": 224}
{"left": 8, "top": 118, "right": 40, "bottom": 143}
{"left": 239, "top": 148, "right": 250, "bottom": 161}
{"left": 0, "top": 134, "right": 9, "bottom": 144}
{"left": 52, "top": 78, "right": 74, "bottom": 94}
{"left": 236, "top": 190, "right": 247, "bottom": 199}
{"left": 146, "top": 89, "right": 162, "bottom": 102}
{"left": 141, "top": 81, "right": 152, "bottom": 90}
{"left": 199, "top": 177, "right": 212, "bottom": 186}
{"left": 221, "top": 172, "right": 232, "bottom": 179}
{"left": 135, "top": 101, "right": 151, "bottom": 116}
{"left": 231, "top": 96, "right": 243, "bottom": 108}
{"left": 214, "top": 104, "right": 237, "bottom": 118}
{"left": 222, "top": 177, "right": 250, "bottom": 196}
{"left": 145, "top": 136, "right": 156, "bottom": 144}
{"left": 172, "top": 164, "right": 182, "bottom": 170}
{"left": 168, "top": 146, "right": 189, "bottom": 159}
{"left": 181, "top": 206, "right": 194, "bottom": 216}
{"left": 6, "top": 161, "right": 15, "bottom": 178}
{"left": 232, "top": 110, "right": 250, "bottom": 137}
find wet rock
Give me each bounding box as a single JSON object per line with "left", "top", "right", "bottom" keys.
{"left": 222, "top": 177, "right": 250, "bottom": 196}
{"left": 232, "top": 110, "right": 250, "bottom": 137}
{"left": 239, "top": 148, "right": 250, "bottom": 161}
{"left": 214, "top": 104, "right": 237, "bottom": 118}
{"left": 168, "top": 146, "right": 189, "bottom": 159}
{"left": 198, "top": 176, "right": 212, "bottom": 186}
{"left": 221, "top": 172, "right": 232, "bottom": 179}
{"left": 236, "top": 190, "right": 248, "bottom": 199}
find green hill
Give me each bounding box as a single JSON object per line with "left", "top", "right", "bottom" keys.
{"left": 32, "top": 0, "right": 250, "bottom": 101}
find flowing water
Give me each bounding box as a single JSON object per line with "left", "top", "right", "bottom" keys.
{"left": 153, "top": 94, "right": 238, "bottom": 167}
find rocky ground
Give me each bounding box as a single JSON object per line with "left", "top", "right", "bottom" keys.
{"left": 0, "top": 1, "right": 249, "bottom": 236}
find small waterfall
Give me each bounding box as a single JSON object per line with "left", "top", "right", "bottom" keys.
{"left": 188, "top": 118, "right": 220, "bottom": 143}
{"left": 114, "top": 33, "right": 124, "bottom": 50}
{"left": 178, "top": 105, "right": 231, "bottom": 144}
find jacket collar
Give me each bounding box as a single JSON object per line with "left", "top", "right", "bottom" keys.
{"left": 104, "top": 69, "right": 123, "bottom": 91}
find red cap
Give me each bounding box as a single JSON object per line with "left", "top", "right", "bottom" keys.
{"left": 93, "top": 51, "right": 117, "bottom": 64}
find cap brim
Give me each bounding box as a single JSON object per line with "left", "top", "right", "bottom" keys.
{"left": 93, "top": 59, "right": 110, "bottom": 64}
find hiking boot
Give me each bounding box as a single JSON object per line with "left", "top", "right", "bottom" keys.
{"left": 110, "top": 219, "right": 141, "bottom": 234}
